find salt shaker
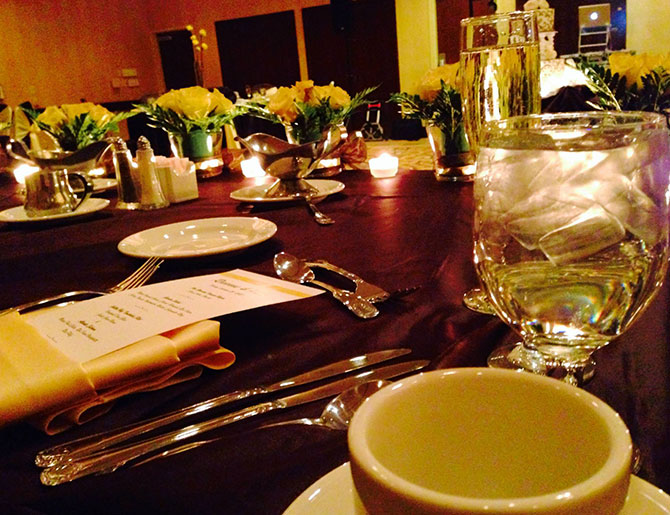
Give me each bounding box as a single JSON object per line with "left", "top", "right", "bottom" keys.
{"left": 135, "top": 136, "right": 169, "bottom": 210}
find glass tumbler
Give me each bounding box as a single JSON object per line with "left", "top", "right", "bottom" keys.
{"left": 460, "top": 10, "right": 541, "bottom": 314}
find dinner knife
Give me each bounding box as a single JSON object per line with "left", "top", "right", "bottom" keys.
{"left": 40, "top": 359, "right": 429, "bottom": 486}
{"left": 35, "top": 348, "right": 412, "bottom": 467}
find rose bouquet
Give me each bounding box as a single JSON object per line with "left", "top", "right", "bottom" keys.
{"left": 576, "top": 52, "right": 670, "bottom": 115}
{"left": 248, "top": 80, "right": 376, "bottom": 144}
{"left": 389, "top": 62, "right": 469, "bottom": 154}
{"left": 135, "top": 86, "right": 237, "bottom": 134}
{"left": 22, "top": 102, "right": 134, "bottom": 151}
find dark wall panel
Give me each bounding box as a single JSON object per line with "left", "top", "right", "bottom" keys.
{"left": 215, "top": 11, "right": 301, "bottom": 95}
{"left": 302, "top": 0, "right": 400, "bottom": 135}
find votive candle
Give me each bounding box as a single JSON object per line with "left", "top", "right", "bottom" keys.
{"left": 369, "top": 153, "right": 398, "bottom": 178}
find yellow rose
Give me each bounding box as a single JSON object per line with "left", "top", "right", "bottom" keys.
{"left": 293, "top": 80, "right": 314, "bottom": 103}
{"left": 36, "top": 105, "right": 68, "bottom": 128}
{"left": 155, "top": 90, "right": 183, "bottom": 114}
{"left": 61, "top": 102, "right": 96, "bottom": 122}
{"left": 177, "top": 86, "right": 213, "bottom": 119}
{"left": 87, "top": 105, "right": 114, "bottom": 126}
{"left": 416, "top": 63, "right": 459, "bottom": 101}
{"left": 609, "top": 52, "right": 647, "bottom": 87}
{"left": 210, "top": 89, "right": 233, "bottom": 114}
{"left": 268, "top": 86, "right": 299, "bottom": 122}
{"left": 312, "top": 84, "right": 350, "bottom": 108}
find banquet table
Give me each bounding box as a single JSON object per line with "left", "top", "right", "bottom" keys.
{"left": 0, "top": 167, "right": 669, "bottom": 514}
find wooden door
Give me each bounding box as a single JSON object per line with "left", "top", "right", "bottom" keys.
{"left": 156, "top": 30, "right": 197, "bottom": 90}
{"left": 215, "top": 11, "right": 301, "bottom": 97}
{"left": 302, "top": 0, "right": 400, "bottom": 136}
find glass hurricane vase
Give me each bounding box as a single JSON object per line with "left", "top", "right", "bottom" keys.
{"left": 168, "top": 129, "right": 224, "bottom": 179}
{"left": 425, "top": 122, "right": 475, "bottom": 182}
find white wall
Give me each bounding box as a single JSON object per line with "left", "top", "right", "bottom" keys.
{"left": 627, "top": 0, "right": 670, "bottom": 53}
{"left": 396, "top": 0, "right": 439, "bottom": 92}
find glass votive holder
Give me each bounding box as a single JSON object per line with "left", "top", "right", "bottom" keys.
{"left": 369, "top": 153, "right": 398, "bottom": 178}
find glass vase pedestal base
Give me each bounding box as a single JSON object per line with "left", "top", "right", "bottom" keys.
{"left": 487, "top": 343, "right": 597, "bottom": 385}
{"left": 168, "top": 130, "right": 224, "bottom": 180}
{"left": 431, "top": 150, "right": 476, "bottom": 182}
{"left": 192, "top": 158, "right": 224, "bottom": 179}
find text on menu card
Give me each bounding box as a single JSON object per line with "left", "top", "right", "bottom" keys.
{"left": 27, "top": 270, "right": 321, "bottom": 363}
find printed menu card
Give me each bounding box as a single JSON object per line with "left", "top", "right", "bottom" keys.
{"left": 28, "top": 269, "right": 320, "bottom": 363}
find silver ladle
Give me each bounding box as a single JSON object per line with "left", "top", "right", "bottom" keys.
{"left": 131, "top": 380, "right": 390, "bottom": 468}
{"left": 273, "top": 252, "right": 379, "bottom": 319}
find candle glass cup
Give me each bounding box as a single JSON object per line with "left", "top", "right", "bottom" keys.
{"left": 474, "top": 111, "right": 670, "bottom": 385}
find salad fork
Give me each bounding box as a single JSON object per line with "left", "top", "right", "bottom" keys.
{"left": 0, "top": 257, "right": 163, "bottom": 315}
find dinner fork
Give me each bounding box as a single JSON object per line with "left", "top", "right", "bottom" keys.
{"left": 0, "top": 257, "right": 164, "bottom": 315}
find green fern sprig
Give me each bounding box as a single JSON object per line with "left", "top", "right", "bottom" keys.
{"left": 133, "top": 103, "right": 240, "bottom": 135}
{"left": 22, "top": 106, "right": 134, "bottom": 151}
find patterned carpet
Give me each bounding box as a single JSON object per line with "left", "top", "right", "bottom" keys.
{"left": 364, "top": 139, "right": 434, "bottom": 170}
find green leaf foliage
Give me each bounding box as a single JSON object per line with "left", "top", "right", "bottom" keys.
{"left": 575, "top": 56, "right": 670, "bottom": 116}
{"left": 22, "top": 106, "right": 135, "bottom": 151}
{"left": 247, "top": 86, "right": 377, "bottom": 144}
{"left": 133, "top": 103, "right": 240, "bottom": 135}
{"left": 389, "top": 81, "right": 464, "bottom": 139}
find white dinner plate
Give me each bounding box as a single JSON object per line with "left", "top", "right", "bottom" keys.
{"left": 284, "top": 462, "right": 670, "bottom": 515}
{"left": 230, "top": 179, "right": 344, "bottom": 203}
{"left": 117, "top": 217, "right": 277, "bottom": 258}
{"left": 0, "top": 198, "right": 110, "bottom": 223}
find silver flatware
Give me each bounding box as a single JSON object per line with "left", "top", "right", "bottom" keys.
{"left": 131, "top": 380, "right": 391, "bottom": 468}
{"left": 40, "top": 360, "right": 429, "bottom": 485}
{"left": 35, "top": 348, "right": 411, "bottom": 467}
{"left": 303, "top": 193, "right": 334, "bottom": 225}
{"left": 305, "top": 259, "right": 390, "bottom": 302}
{"left": 274, "top": 252, "right": 379, "bottom": 319}
{"left": 0, "top": 257, "right": 163, "bottom": 315}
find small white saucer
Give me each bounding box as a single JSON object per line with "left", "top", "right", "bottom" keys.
{"left": 0, "top": 198, "right": 110, "bottom": 223}
{"left": 91, "top": 178, "right": 117, "bottom": 193}
{"left": 117, "top": 217, "right": 277, "bottom": 258}
{"left": 284, "top": 462, "right": 670, "bottom": 515}
{"left": 230, "top": 179, "right": 344, "bottom": 203}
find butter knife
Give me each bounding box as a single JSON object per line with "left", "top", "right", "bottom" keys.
{"left": 35, "top": 348, "right": 411, "bottom": 467}
{"left": 40, "top": 359, "right": 429, "bottom": 486}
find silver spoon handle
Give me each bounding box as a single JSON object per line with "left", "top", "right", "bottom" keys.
{"left": 305, "top": 198, "right": 334, "bottom": 225}
{"left": 35, "top": 386, "right": 266, "bottom": 467}
{"left": 40, "top": 400, "right": 282, "bottom": 486}
{"left": 310, "top": 279, "right": 379, "bottom": 319}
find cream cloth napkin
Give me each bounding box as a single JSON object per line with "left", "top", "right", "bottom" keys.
{"left": 0, "top": 312, "right": 235, "bottom": 434}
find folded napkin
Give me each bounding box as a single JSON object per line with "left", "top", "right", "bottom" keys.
{"left": 0, "top": 311, "right": 235, "bottom": 434}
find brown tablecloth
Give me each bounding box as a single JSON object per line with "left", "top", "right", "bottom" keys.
{"left": 0, "top": 168, "right": 669, "bottom": 514}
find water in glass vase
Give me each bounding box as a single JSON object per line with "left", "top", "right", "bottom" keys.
{"left": 460, "top": 42, "right": 541, "bottom": 153}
